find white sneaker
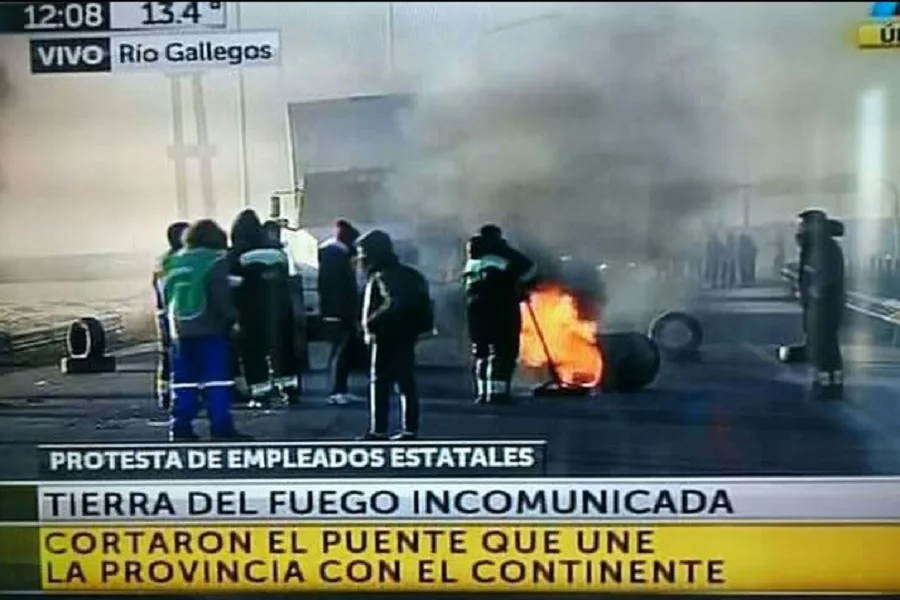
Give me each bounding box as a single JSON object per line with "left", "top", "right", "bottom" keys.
{"left": 342, "top": 393, "right": 365, "bottom": 403}
{"left": 327, "top": 394, "right": 350, "bottom": 406}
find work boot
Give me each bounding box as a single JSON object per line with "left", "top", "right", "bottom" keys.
{"left": 210, "top": 429, "right": 254, "bottom": 441}
{"left": 488, "top": 393, "right": 512, "bottom": 405}
{"left": 169, "top": 429, "right": 200, "bottom": 442}
{"left": 284, "top": 388, "right": 302, "bottom": 406}
{"left": 356, "top": 432, "right": 389, "bottom": 441}
{"left": 328, "top": 393, "right": 350, "bottom": 406}
{"left": 248, "top": 389, "right": 281, "bottom": 409}
{"left": 812, "top": 383, "right": 844, "bottom": 402}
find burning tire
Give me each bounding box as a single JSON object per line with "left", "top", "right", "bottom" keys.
{"left": 649, "top": 310, "right": 703, "bottom": 361}
{"left": 597, "top": 332, "right": 660, "bottom": 393}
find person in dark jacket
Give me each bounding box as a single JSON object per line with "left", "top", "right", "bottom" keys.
{"left": 724, "top": 232, "right": 739, "bottom": 289}
{"left": 704, "top": 232, "right": 725, "bottom": 288}
{"left": 318, "top": 219, "right": 363, "bottom": 405}
{"left": 357, "top": 229, "right": 433, "bottom": 440}
{"left": 162, "top": 219, "right": 245, "bottom": 441}
{"left": 153, "top": 221, "right": 189, "bottom": 410}
{"left": 796, "top": 209, "right": 845, "bottom": 401}
{"left": 229, "top": 209, "right": 297, "bottom": 406}
{"left": 463, "top": 224, "right": 538, "bottom": 404}
{"left": 738, "top": 232, "right": 757, "bottom": 286}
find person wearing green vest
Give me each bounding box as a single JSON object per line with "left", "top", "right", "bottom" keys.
{"left": 462, "top": 225, "right": 538, "bottom": 404}
{"left": 162, "top": 218, "right": 246, "bottom": 441}
{"left": 152, "top": 220, "right": 189, "bottom": 411}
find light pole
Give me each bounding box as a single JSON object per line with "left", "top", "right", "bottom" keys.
{"left": 385, "top": 2, "right": 395, "bottom": 89}
{"left": 476, "top": 11, "right": 562, "bottom": 78}
{"left": 235, "top": 1, "right": 250, "bottom": 208}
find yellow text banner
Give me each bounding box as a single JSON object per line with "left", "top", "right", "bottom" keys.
{"left": 40, "top": 524, "right": 900, "bottom": 593}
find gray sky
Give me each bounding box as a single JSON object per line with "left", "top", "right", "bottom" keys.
{"left": 0, "top": 2, "right": 897, "bottom": 257}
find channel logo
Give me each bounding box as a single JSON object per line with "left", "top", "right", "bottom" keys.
{"left": 857, "top": 2, "right": 900, "bottom": 49}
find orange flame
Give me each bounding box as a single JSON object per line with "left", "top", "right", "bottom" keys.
{"left": 519, "top": 283, "right": 603, "bottom": 388}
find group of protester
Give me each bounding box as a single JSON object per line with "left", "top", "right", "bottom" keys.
{"left": 703, "top": 230, "right": 759, "bottom": 289}
{"left": 152, "top": 211, "right": 436, "bottom": 442}
{"left": 317, "top": 220, "right": 539, "bottom": 422}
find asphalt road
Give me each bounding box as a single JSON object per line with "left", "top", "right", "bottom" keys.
{"left": 1, "top": 285, "right": 898, "bottom": 479}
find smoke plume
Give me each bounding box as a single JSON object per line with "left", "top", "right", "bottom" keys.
{"left": 388, "top": 4, "right": 728, "bottom": 322}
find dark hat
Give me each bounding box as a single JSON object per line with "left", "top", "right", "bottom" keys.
{"left": 827, "top": 219, "right": 845, "bottom": 238}
{"left": 479, "top": 224, "right": 503, "bottom": 240}
{"left": 166, "top": 221, "right": 190, "bottom": 250}
{"left": 336, "top": 219, "right": 360, "bottom": 244}
{"left": 798, "top": 209, "right": 827, "bottom": 223}
{"left": 467, "top": 234, "right": 487, "bottom": 259}
{"left": 357, "top": 229, "right": 395, "bottom": 267}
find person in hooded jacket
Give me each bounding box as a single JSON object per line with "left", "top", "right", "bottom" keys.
{"left": 357, "top": 229, "right": 434, "bottom": 440}
{"left": 229, "top": 209, "right": 297, "bottom": 406}
{"left": 738, "top": 231, "right": 758, "bottom": 286}
{"left": 317, "top": 219, "right": 364, "bottom": 405}
{"left": 462, "top": 224, "right": 538, "bottom": 404}
{"left": 796, "top": 209, "right": 845, "bottom": 401}
{"left": 162, "top": 218, "right": 245, "bottom": 441}
{"left": 263, "top": 218, "right": 304, "bottom": 402}
{"left": 152, "top": 220, "right": 189, "bottom": 410}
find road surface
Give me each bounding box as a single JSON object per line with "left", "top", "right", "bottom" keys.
{"left": 0, "top": 284, "right": 898, "bottom": 479}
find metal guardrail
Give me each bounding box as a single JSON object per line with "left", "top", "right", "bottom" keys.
{"left": 0, "top": 313, "right": 124, "bottom": 367}
{"left": 780, "top": 265, "right": 900, "bottom": 328}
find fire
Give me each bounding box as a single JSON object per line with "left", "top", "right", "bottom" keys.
{"left": 519, "top": 283, "right": 604, "bottom": 388}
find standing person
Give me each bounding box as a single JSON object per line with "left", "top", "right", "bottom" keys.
{"left": 162, "top": 219, "right": 245, "bottom": 441}
{"left": 262, "top": 219, "right": 303, "bottom": 403}
{"left": 357, "top": 229, "right": 433, "bottom": 440}
{"left": 796, "top": 209, "right": 846, "bottom": 401}
{"left": 704, "top": 231, "right": 724, "bottom": 288}
{"left": 773, "top": 230, "right": 787, "bottom": 280}
{"left": 462, "top": 224, "right": 538, "bottom": 404}
{"left": 724, "top": 232, "right": 739, "bottom": 288}
{"left": 317, "top": 219, "right": 363, "bottom": 405}
{"left": 739, "top": 231, "right": 758, "bottom": 286}
{"left": 262, "top": 220, "right": 282, "bottom": 249}
{"left": 229, "top": 209, "right": 294, "bottom": 406}
{"left": 152, "top": 220, "right": 189, "bottom": 410}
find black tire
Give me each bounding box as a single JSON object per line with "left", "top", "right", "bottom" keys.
{"left": 65, "top": 317, "right": 106, "bottom": 360}
{"left": 648, "top": 310, "right": 703, "bottom": 360}
{"left": 598, "top": 332, "right": 661, "bottom": 393}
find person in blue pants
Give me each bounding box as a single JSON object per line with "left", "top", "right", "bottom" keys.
{"left": 162, "top": 218, "right": 248, "bottom": 441}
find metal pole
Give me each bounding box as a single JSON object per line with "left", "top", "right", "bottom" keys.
{"left": 386, "top": 2, "right": 395, "bottom": 88}
{"left": 191, "top": 74, "right": 215, "bottom": 217}
{"left": 235, "top": 1, "right": 250, "bottom": 207}
{"left": 882, "top": 178, "right": 900, "bottom": 259}
{"left": 741, "top": 185, "right": 751, "bottom": 229}
{"left": 168, "top": 75, "right": 189, "bottom": 220}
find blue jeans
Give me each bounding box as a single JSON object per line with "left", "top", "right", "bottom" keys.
{"left": 170, "top": 334, "right": 236, "bottom": 437}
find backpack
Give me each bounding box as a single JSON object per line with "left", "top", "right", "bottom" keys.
{"left": 401, "top": 265, "right": 434, "bottom": 336}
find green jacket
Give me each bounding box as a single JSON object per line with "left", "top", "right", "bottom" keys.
{"left": 162, "top": 248, "right": 237, "bottom": 339}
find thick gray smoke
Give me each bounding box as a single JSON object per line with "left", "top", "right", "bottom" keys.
{"left": 388, "top": 4, "right": 728, "bottom": 322}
